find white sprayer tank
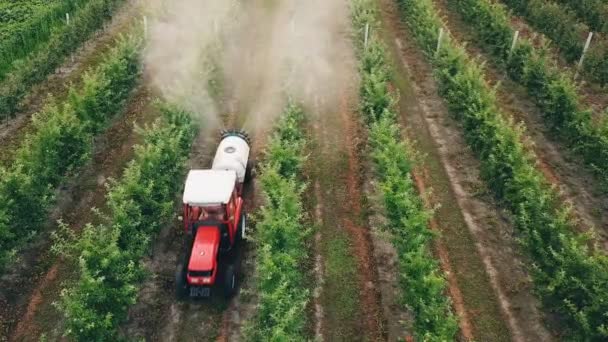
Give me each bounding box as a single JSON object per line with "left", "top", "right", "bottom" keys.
{"left": 212, "top": 135, "right": 250, "bottom": 183}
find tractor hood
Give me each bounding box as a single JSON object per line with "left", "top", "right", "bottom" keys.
{"left": 188, "top": 227, "right": 220, "bottom": 271}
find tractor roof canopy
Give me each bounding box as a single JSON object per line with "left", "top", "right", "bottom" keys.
{"left": 183, "top": 169, "right": 237, "bottom": 206}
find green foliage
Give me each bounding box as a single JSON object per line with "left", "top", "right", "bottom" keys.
{"left": 396, "top": 0, "right": 608, "bottom": 339}
{"left": 246, "top": 102, "right": 311, "bottom": 341}
{"left": 500, "top": 0, "right": 608, "bottom": 86}
{"left": 351, "top": 0, "right": 459, "bottom": 340}
{"left": 70, "top": 36, "right": 140, "bottom": 133}
{"left": 54, "top": 223, "right": 141, "bottom": 341}
{"left": 263, "top": 103, "right": 307, "bottom": 178}
{"left": 370, "top": 118, "right": 458, "bottom": 340}
{"left": 0, "top": 0, "right": 125, "bottom": 119}
{"left": 18, "top": 101, "right": 92, "bottom": 192}
{"left": 450, "top": 0, "right": 608, "bottom": 193}
{"left": 0, "top": 35, "right": 141, "bottom": 272}
{"left": 555, "top": 0, "right": 608, "bottom": 34}
{"left": 54, "top": 103, "right": 196, "bottom": 341}
{"left": 0, "top": 0, "right": 91, "bottom": 79}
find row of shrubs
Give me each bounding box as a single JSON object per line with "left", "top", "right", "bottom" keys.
{"left": 52, "top": 103, "right": 197, "bottom": 340}
{"left": 451, "top": 0, "right": 608, "bottom": 190}
{"left": 0, "top": 35, "right": 141, "bottom": 272}
{"left": 351, "top": 0, "right": 459, "bottom": 340}
{"left": 0, "top": 0, "right": 90, "bottom": 79}
{"left": 0, "top": 0, "right": 125, "bottom": 119}
{"left": 396, "top": 0, "right": 608, "bottom": 339}
{"left": 554, "top": 0, "right": 608, "bottom": 34}
{"left": 500, "top": 0, "right": 608, "bottom": 86}
{"left": 245, "top": 102, "right": 311, "bottom": 341}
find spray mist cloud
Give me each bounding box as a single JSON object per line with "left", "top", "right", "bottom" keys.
{"left": 144, "top": 0, "right": 356, "bottom": 133}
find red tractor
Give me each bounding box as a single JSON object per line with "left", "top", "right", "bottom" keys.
{"left": 175, "top": 130, "right": 252, "bottom": 299}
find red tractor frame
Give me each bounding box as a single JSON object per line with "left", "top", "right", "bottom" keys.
{"left": 175, "top": 130, "right": 251, "bottom": 299}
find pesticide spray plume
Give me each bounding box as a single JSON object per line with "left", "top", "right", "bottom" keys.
{"left": 143, "top": 0, "right": 356, "bottom": 134}
{"left": 143, "top": 0, "right": 240, "bottom": 131}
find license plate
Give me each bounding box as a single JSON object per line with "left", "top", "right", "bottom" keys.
{"left": 190, "top": 287, "right": 211, "bottom": 297}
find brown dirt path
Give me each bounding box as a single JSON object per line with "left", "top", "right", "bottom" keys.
{"left": 2, "top": 83, "right": 156, "bottom": 342}
{"left": 0, "top": 0, "right": 142, "bottom": 166}
{"left": 337, "top": 93, "right": 386, "bottom": 340}
{"left": 364, "top": 161, "right": 413, "bottom": 341}
{"left": 377, "top": 0, "right": 555, "bottom": 340}
{"left": 436, "top": 0, "right": 608, "bottom": 248}
{"left": 306, "top": 78, "right": 386, "bottom": 341}
{"left": 310, "top": 180, "right": 326, "bottom": 341}
{"left": 412, "top": 171, "right": 474, "bottom": 341}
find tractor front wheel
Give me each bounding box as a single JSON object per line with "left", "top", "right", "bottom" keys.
{"left": 223, "top": 264, "right": 237, "bottom": 299}
{"left": 175, "top": 263, "right": 188, "bottom": 300}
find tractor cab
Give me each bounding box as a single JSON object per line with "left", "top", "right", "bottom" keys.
{"left": 178, "top": 169, "right": 245, "bottom": 298}
{"left": 182, "top": 170, "right": 242, "bottom": 244}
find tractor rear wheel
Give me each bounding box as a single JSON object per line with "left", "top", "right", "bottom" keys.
{"left": 223, "top": 264, "right": 237, "bottom": 299}
{"left": 175, "top": 263, "right": 188, "bottom": 300}
{"left": 245, "top": 160, "right": 255, "bottom": 184}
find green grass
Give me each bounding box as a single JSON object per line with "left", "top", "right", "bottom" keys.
{"left": 312, "top": 139, "right": 363, "bottom": 341}
{"left": 321, "top": 227, "right": 360, "bottom": 340}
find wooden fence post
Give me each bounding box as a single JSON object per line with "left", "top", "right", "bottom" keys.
{"left": 436, "top": 28, "right": 444, "bottom": 55}
{"left": 364, "top": 23, "right": 370, "bottom": 49}
{"left": 575, "top": 32, "right": 594, "bottom": 79}
{"left": 509, "top": 30, "right": 519, "bottom": 56}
